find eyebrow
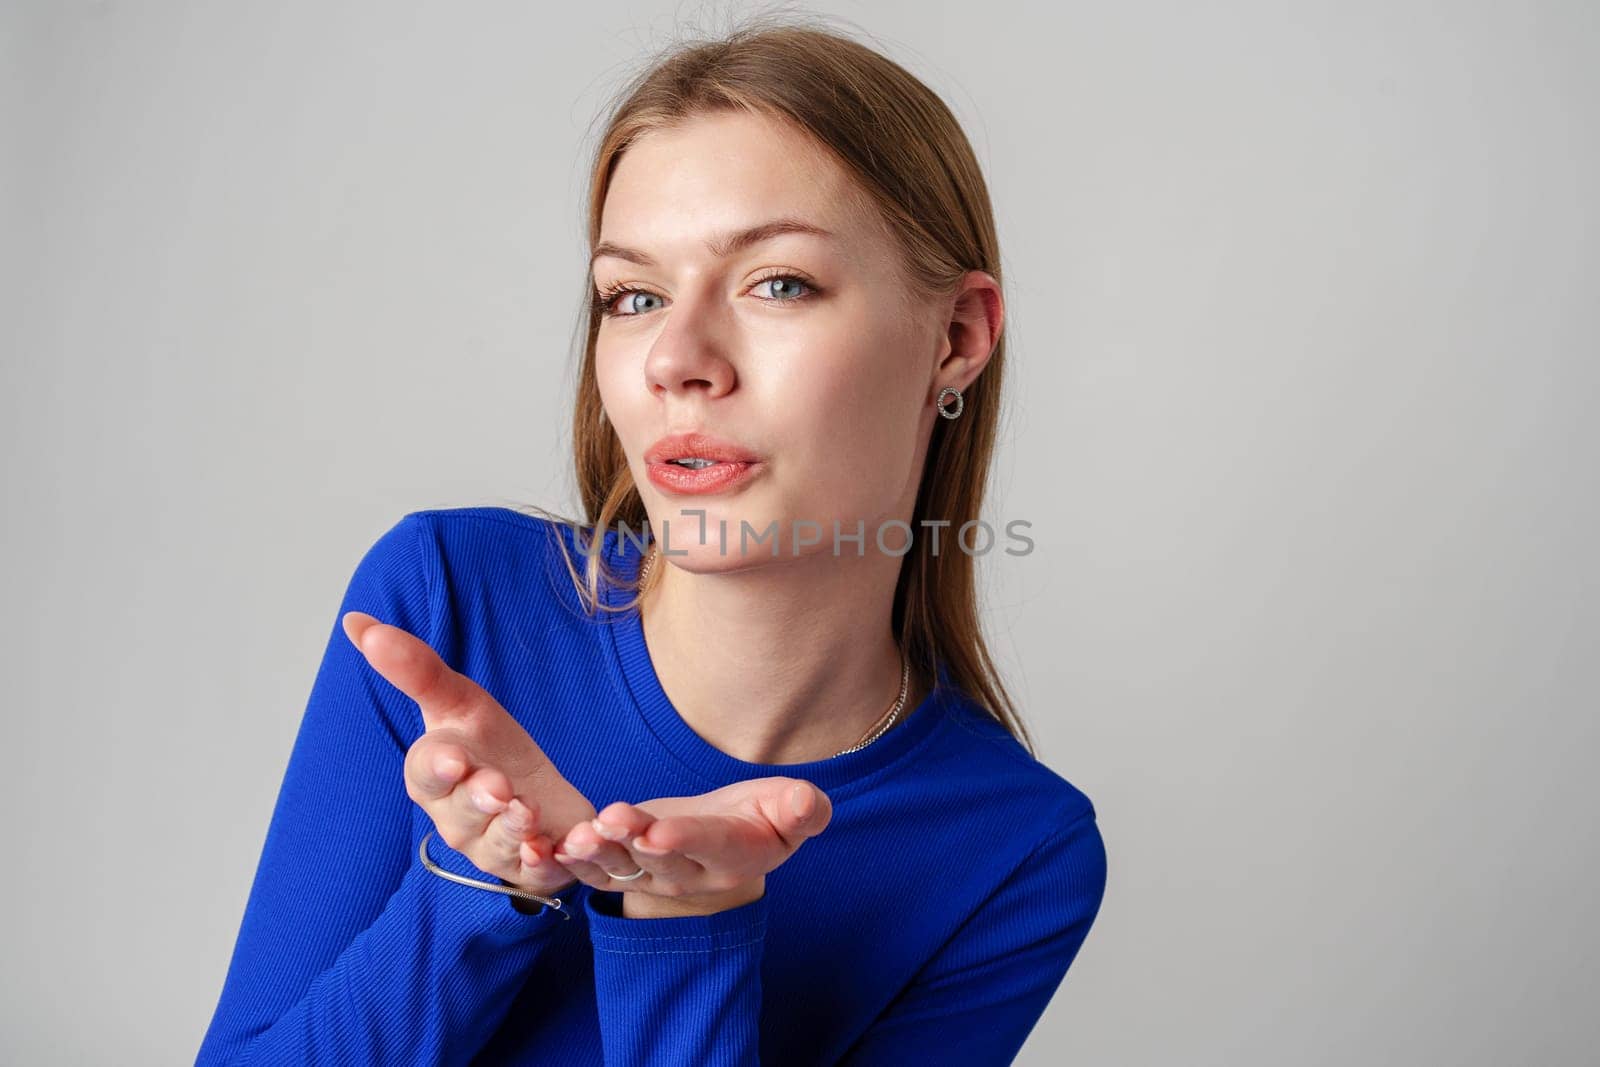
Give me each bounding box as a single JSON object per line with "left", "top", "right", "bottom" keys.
{"left": 590, "top": 217, "right": 835, "bottom": 271}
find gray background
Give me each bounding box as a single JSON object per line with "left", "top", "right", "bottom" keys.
{"left": 4, "top": 0, "right": 1595, "bottom": 1063}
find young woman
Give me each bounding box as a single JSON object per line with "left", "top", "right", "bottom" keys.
{"left": 198, "top": 20, "right": 1107, "bottom": 1066}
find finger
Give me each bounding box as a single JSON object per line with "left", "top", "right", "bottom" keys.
{"left": 555, "top": 821, "right": 679, "bottom": 888}
{"left": 403, "top": 736, "right": 475, "bottom": 803}
{"left": 513, "top": 829, "right": 554, "bottom": 867}
{"left": 492, "top": 831, "right": 578, "bottom": 899}
{"left": 757, "top": 779, "right": 832, "bottom": 847}
{"left": 515, "top": 834, "right": 579, "bottom": 892}
{"left": 591, "top": 801, "right": 655, "bottom": 845}
{"left": 621, "top": 832, "right": 705, "bottom": 889}
{"left": 449, "top": 766, "right": 513, "bottom": 836}
{"left": 490, "top": 797, "right": 541, "bottom": 858}
{"left": 592, "top": 806, "right": 708, "bottom": 886}
{"left": 499, "top": 795, "right": 540, "bottom": 838}
{"left": 634, "top": 813, "right": 746, "bottom": 865}
{"left": 550, "top": 852, "right": 633, "bottom": 893}
{"left": 341, "top": 611, "right": 493, "bottom": 733}
{"left": 495, "top": 798, "right": 579, "bottom": 893}
{"left": 633, "top": 812, "right": 793, "bottom": 884}
{"left": 788, "top": 780, "right": 832, "bottom": 834}
{"left": 348, "top": 613, "right": 572, "bottom": 805}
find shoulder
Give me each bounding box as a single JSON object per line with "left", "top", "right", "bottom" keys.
{"left": 929, "top": 696, "right": 1100, "bottom": 830}
{"left": 353, "top": 505, "right": 575, "bottom": 564}
{"left": 395, "top": 504, "right": 580, "bottom": 556}
{"left": 950, "top": 710, "right": 1108, "bottom": 914}
{"left": 915, "top": 693, "right": 1107, "bottom": 887}
{"left": 385, "top": 505, "right": 590, "bottom": 595}
{"left": 344, "top": 505, "right": 599, "bottom": 641}
{"left": 895, "top": 696, "right": 1108, "bottom": 953}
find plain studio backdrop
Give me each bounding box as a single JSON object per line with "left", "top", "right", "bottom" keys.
{"left": 3, "top": 1, "right": 1595, "bottom": 1063}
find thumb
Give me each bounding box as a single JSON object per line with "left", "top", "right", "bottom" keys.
{"left": 341, "top": 609, "right": 379, "bottom": 650}
{"left": 341, "top": 610, "right": 481, "bottom": 733}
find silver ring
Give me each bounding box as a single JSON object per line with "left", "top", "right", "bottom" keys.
{"left": 609, "top": 866, "right": 646, "bottom": 882}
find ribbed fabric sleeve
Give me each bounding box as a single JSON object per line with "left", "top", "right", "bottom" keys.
{"left": 836, "top": 807, "right": 1108, "bottom": 1064}
{"left": 195, "top": 516, "right": 572, "bottom": 1066}
{"left": 586, "top": 889, "right": 769, "bottom": 1066}
{"left": 195, "top": 507, "right": 1109, "bottom": 1065}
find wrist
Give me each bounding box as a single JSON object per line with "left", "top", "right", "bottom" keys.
{"left": 498, "top": 876, "right": 577, "bottom": 915}
{"left": 620, "top": 876, "right": 765, "bottom": 918}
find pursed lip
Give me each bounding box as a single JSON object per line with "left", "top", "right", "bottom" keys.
{"left": 645, "top": 431, "right": 762, "bottom": 466}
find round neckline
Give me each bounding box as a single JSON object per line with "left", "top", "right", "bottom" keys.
{"left": 592, "top": 525, "right": 952, "bottom": 795}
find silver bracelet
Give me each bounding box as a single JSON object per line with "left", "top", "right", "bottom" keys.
{"left": 417, "top": 830, "right": 572, "bottom": 920}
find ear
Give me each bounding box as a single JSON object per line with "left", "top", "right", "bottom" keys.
{"left": 934, "top": 270, "right": 1004, "bottom": 399}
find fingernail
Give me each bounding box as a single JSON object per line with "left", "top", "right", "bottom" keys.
{"left": 632, "top": 836, "right": 669, "bottom": 855}
{"left": 593, "top": 818, "right": 628, "bottom": 842}
{"left": 436, "top": 757, "right": 465, "bottom": 782}
{"left": 471, "top": 792, "right": 505, "bottom": 814}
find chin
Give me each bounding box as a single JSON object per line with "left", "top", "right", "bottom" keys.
{"left": 655, "top": 548, "right": 775, "bottom": 575}
{"left": 644, "top": 502, "right": 802, "bottom": 569}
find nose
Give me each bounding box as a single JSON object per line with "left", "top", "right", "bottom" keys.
{"left": 642, "top": 289, "right": 736, "bottom": 401}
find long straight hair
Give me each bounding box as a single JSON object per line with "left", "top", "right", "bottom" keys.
{"left": 527, "top": 16, "right": 1034, "bottom": 756}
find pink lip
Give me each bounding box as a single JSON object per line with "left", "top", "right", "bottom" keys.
{"left": 646, "top": 459, "right": 761, "bottom": 495}
{"left": 644, "top": 431, "right": 764, "bottom": 497}
{"left": 645, "top": 431, "right": 761, "bottom": 466}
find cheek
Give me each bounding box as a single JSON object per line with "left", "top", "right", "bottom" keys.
{"left": 594, "top": 342, "right": 646, "bottom": 434}
{"left": 755, "top": 326, "right": 875, "bottom": 437}
{"left": 766, "top": 325, "right": 922, "bottom": 498}
{"left": 594, "top": 339, "right": 621, "bottom": 401}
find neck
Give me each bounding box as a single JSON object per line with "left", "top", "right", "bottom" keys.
{"left": 637, "top": 545, "right": 927, "bottom": 764}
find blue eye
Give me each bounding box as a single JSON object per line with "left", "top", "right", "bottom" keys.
{"left": 592, "top": 272, "right": 820, "bottom": 319}
{"left": 615, "top": 291, "right": 664, "bottom": 316}
{"left": 592, "top": 285, "right": 661, "bottom": 318}
{"left": 752, "top": 275, "right": 812, "bottom": 302}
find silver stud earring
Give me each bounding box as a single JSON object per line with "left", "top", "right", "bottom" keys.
{"left": 937, "top": 386, "right": 964, "bottom": 420}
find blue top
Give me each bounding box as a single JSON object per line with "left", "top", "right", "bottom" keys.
{"left": 196, "top": 507, "right": 1108, "bottom": 1065}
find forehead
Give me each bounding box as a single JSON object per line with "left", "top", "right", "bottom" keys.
{"left": 599, "top": 110, "right": 878, "bottom": 250}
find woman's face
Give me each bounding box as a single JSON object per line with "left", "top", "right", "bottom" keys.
{"left": 593, "top": 109, "right": 946, "bottom": 573}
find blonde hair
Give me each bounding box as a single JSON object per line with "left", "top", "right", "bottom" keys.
{"left": 523, "top": 14, "right": 1035, "bottom": 756}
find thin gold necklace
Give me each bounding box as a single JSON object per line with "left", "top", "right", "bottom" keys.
{"left": 637, "top": 545, "right": 911, "bottom": 757}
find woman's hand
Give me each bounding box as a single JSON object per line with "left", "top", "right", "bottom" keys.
{"left": 341, "top": 611, "right": 597, "bottom": 898}
{"left": 552, "top": 777, "right": 833, "bottom": 917}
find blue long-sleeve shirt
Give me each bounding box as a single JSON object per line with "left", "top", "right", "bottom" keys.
{"left": 196, "top": 506, "right": 1108, "bottom": 1065}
